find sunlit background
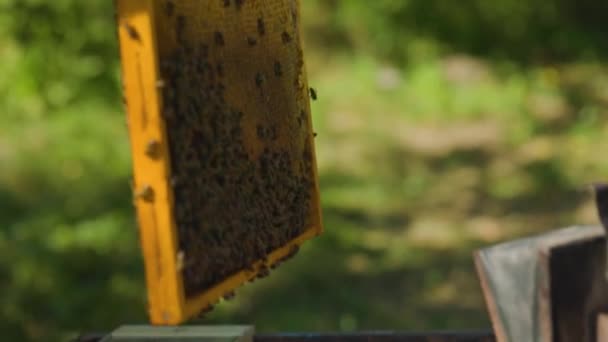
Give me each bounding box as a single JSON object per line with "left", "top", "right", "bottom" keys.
{"left": 2, "top": 1, "right": 608, "bottom": 341}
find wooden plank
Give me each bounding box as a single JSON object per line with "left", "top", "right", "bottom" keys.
{"left": 73, "top": 331, "right": 496, "bottom": 342}
{"left": 473, "top": 253, "right": 508, "bottom": 342}
{"left": 254, "top": 331, "right": 495, "bottom": 342}
{"left": 99, "top": 325, "right": 254, "bottom": 342}
{"left": 115, "top": 0, "right": 180, "bottom": 324}
{"left": 474, "top": 225, "right": 608, "bottom": 342}
{"left": 547, "top": 234, "right": 608, "bottom": 341}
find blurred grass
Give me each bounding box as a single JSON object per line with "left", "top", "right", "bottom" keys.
{"left": 1, "top": 1, "right": 608, "bottom": 341}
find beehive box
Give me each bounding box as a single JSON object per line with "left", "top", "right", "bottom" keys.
{"left": 115, "top": 0, "right": 322, "bottom": 325}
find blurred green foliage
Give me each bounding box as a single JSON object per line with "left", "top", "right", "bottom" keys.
{"left": 305, "top": 0, "right": 608, "bottom": 63}
{"left": 1, "top": 1, "right": 607, "bottom": 341}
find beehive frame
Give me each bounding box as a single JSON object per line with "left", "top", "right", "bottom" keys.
{"left": 115, "top": 0, "right": 322, "bottom": 325}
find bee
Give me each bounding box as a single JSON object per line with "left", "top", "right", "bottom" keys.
{"left": 281, "top": 31, "right": 292, "bottom": 44}
{"left": 230, "top": 126, "right": 241, "bottom": 139}
{"left": 144, "top": 139, "right": 161, "bottom": 159}
{"left": 123, "top": 24, "right": 140, "bottom": 42}
{"left": 176, "top": 250, "right": 185, "bottom": 271}
{"left": 216, "top": 63, "right": 225, "bottom": 77}
{"left": 176, "top": 15, "right": 186, "bottom": 30}
{"left": 165, "top": 1, "right": 175, "bottom": 17}
{"left": 255, "top": 72, "right": 265, "bottom": 87}
{"left": 214, "top": 31, "right": 225, "bottom": 46}
{"left": 274, "top": 61, "right": 283, "bottom": 77}
{"left": 257, "top": 265, "right": 270, "bottom": 279}
{"left": 222, "top": 291, "right": 236, "bottom": 301}
{"left": 257, "top": 17, "right": 265, "bottom": 36}
{"left": 199, "top": 43, "right": 209, "bottom": 58}
{"left": 134, "top": 185, "right": 154, "bottom": 202}
{"left": 269, "top": 125, "right": 278, "bottom": 140}
{"left": 291, "top": 8, "right": 298, "bottom": 24}
{"left": 197, "top": 304, "right": 215, "bottom": 318}
{"left": 215, "top": 174, "right": 226, "bottom": 186}
{"left": 176, "top": 15, "right": 186, "bottom": 42}
{"left": 309, "top": 87, "right": 317, "bottom": 101}
{"left": 257, "top": 125, "right": 266, "bottom": 139}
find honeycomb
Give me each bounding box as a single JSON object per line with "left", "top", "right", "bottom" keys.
{"left": 153, "top": 0, "right": 318, "bottom": 298}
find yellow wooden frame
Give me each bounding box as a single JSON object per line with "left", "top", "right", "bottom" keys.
{"left": 115, "top": 0, "right": 323, "bottom": 325}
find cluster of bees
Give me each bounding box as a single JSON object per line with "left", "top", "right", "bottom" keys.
{"left": 157, "top": 0, "right": 316, "bottom": 300}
